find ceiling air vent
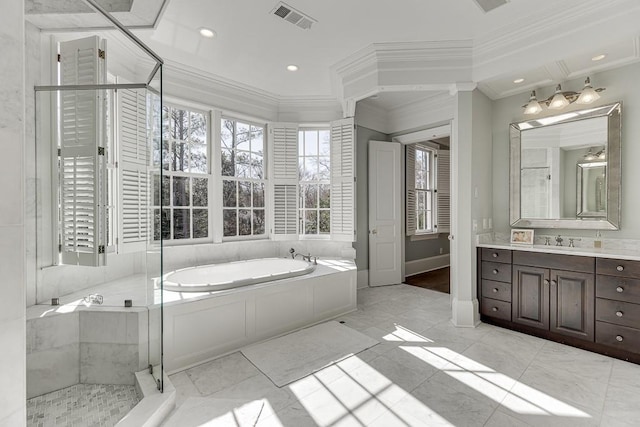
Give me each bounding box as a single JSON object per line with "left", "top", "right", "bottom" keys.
{"left": 473, "top": 0, "right": 509, "bottom": 13}
{"left": 271, "top": 2, "right": 316, "bottom": 30}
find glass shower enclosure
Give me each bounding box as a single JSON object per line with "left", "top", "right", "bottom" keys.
{"left": 27, "top": 0, "right": 166, "bottom": 415}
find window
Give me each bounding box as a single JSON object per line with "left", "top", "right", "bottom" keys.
{"left": 415, "top": 147, "right": 435, "bottom": 233}
{"left": 298, "top": 129, "right": 330, "bottom": 235}
{"left": 221, "top": 118, "right": 266, "bottom": 238}
{"left": 154, "top": 104, "right": 210, "bottom": 241}
{"left": 406, "top": 142, "right": 450, "bottom": 237}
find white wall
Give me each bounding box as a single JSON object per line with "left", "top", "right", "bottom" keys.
{"left": 492, "top": 61, "right": 640, "bottom": 239}
{"left": 0, "top": 0, "right": 27, "bottom": 424}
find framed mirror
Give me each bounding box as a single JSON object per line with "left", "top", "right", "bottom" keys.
{"left": 510, "top": 102, "right": 621, "bottom": 230}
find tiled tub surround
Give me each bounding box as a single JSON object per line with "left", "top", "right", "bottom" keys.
{"left": 478, "top": 238, "right": 640, "bottom": 363}
{"left": 162, "top": 259, "right": 357, "bottom": 373}
{"left": 35, "top": 239, "right": 354, "bottom": 306}
{"left": 26, "top": 306, "right": 150, "bottom": 398}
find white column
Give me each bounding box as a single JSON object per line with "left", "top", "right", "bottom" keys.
{"left": 450, "top": 89, "right": 480, "bottom": 327}
{"left": 0, "top": 0, "right": 26, "bottom": 424}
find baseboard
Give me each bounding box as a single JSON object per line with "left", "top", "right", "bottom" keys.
{"left": 405, "top": 254, "right": 450, "bottom": 277}
{"left": 357, "top": 269, "right": 369, "bottom": 289}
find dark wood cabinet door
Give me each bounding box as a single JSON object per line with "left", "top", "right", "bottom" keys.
{"left": 512, "top": 265, "right": 550, "bottom": 330}
{"left": 549, "top": 270, "right": 594, "bottom": 341}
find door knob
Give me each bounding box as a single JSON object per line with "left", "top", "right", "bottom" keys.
{"left": 544, "top": 279, "right": 550, "bottom": 285}
{"left": 616, "top": 286, "right": 624, "bottom": 293}
{"left": 617, "top": 265, "right": 624, "bottom": 272}
{"left": 370, "top": 229, "right": 377, "bottom": 234}
{"left": 616, "top": 335, "right": 624, "bottom": 342}
{"left": 616, "top": 311, "right": 623, "bottom": 317}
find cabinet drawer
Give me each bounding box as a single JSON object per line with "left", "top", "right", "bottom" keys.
{"left": 481, "top": 297, "right": 511, "bottom": 321}
{"left": 596, "top": 275, "right": 640, "bottom": 304}
{"left": 481, "top": 261, "right": 512, "bottom": 283}
{"left": 481, "top": 280, "right": 511, "bottom": 302}
{"left": 597, "top": 258, "right": 640, "bottom": 279}
{"left": 513, "top": 251, "right": 594, "bottom": 274}
{"left": 596, "top": 321, "right": 640, "bottom": 353}
{"left": 596, "top": 298, "right": 640, "bottom": 328}
{"left": 481, "top": 248, "right": 512, "bottom": 264}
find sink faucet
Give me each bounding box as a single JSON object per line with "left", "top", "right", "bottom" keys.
{"left": 568, "top": 238, "right": 582, "bottom": 248}
{"left": 555, "top": 235, "right": 563, "bottom": 246}
{"left": 544, "top": 236, "right": 551, "bottom": 246}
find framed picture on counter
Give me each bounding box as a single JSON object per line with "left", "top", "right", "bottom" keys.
{"left": 510, "top": 229, "right": 534, "bottom": 245}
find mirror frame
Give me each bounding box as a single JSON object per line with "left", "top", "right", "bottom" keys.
{"left": 510, "top": 101, "right": 622, "bottom": 230}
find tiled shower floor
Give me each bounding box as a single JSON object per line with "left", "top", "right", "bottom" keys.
{"left": 27, "top": 384, "right": 139, "bottom": 427}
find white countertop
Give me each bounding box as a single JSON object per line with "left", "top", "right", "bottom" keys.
{"left": 478, "top": 241, "right": 640, "bottom": 261}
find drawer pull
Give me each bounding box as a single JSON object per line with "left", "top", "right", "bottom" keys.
{"left": 617, "top": 265, "right": 624, "bottom": 272}
{"left": 616, "top": 286, "right": 624, "bottom": 293}
{"left": 492, "top": 253, "right": 498, "bottom": 258}
{"left": 492, "top": 269, "right": 499, "bottom": 275}
{"left": 492, "top": 288, "right": 499, "bottom": 293}
{"left": 616, "top": 311, "right": 624, "bottom": 317}
{"left": 616, "top": 335, "right": 624, "bottom": 342}
{"left": 492, "top": 307, "right": 499, "bottom": 312}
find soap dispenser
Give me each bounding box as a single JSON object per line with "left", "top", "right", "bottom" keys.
{"left": 594, "top": 230, "right": 602, "bottom": 249}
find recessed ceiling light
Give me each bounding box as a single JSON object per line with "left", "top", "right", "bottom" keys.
{"left": 513, "top": 78, "right": 525, "bottom": 84}
{"left": 591, "top": 54, "right": 606, "bottom": 61}
{"left": 287, "top": 65, "right": 299, "bottom": 71}
{"left": 199, "top": 28, "right": 216, "bottom": 38}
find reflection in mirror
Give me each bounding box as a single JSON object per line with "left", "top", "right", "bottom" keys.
{"left": 510, "top": 102, "right": 621, "bottom": 230}
{"left": 577, "top": 159, "right": 606, "bottom": 217}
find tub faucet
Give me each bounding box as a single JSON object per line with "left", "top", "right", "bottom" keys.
{"left": 289, "top": 248, "right": 296, "bottom": 259}
{"left": 294, "top": 252, "right": 317, "bottom": 265}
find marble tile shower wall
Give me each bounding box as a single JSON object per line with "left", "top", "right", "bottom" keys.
{"left": 26, "top": 309, "right": 148, "bottom": 399}
{"left": 0, "top": 0, "right": 27, "bottom": 424}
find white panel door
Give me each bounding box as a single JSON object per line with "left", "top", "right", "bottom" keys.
{"left": 368, "top": 140, "right": 402, "bottom": 287}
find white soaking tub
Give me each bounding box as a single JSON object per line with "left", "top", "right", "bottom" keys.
{"left": 163, "top": 258, "right": 315, "bottom": 292}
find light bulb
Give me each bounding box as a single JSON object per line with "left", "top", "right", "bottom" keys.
{"left": 523, "top": 91, "right": 543, "bottom": 115}
{"left": 576, "top": 77, "right": 600, "bottom": 105}
{"left": 548, "top": 85, "right": 569, "bottom": 110}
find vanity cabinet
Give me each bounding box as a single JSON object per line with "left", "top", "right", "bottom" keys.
{"left": 595, "top": 258, "right": 640, "bottom": 353}
{"left": 478, "top": 247, "right": 640, "bottom": 362}
{"left": 510, "top": 251, "right": 595, "bottom": 340}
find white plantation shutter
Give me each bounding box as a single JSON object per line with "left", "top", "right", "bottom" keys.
{"left": 58, "top": 36, "right": 107, "bottom": 266}
{"left": 436, "top": 150, "right": 451, "bottom": 234}
{"left": 118, "top": 88, "right": 150, "bottom": 252}
{"left": 270, "top": 123, "right": 299, "bottom": 239}
{"left": 406, "top": 144, "right": 416, "bottom": 236}
{"left": 330, "top": 118, "right": 356, "bottom": 242}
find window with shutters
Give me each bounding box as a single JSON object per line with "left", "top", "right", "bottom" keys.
{"left": 415, "top": 146, "right": 435, "bottom": 233}
{"left": 153, "top": 104, "right": 210, "bottom": 241}
{"left": 406, "top": 143, "right": 450, "bottom": 237}
{"left": 298, "top": 129, "right": 330, "bottom": 235}
{"left": 221, "top": 117, "right": 266, "bottom": 238}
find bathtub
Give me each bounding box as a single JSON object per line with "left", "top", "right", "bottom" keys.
{"left": 163, "top": 258, "right": 316, "bottom": 292}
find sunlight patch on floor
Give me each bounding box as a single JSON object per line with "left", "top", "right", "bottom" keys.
{"left": 399, "top": 341, "right": 591, "bottom": 418}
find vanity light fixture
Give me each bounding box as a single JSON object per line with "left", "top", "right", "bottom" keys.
{"left": 523, "top": 77, "right": 605, "bottom": 115}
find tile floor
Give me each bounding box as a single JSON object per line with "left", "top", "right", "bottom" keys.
{"left": 26, "top": 384, "right": 139, "bottom": 427}
{"left": 164, "top": 284, "right": 640, "bottom": 426}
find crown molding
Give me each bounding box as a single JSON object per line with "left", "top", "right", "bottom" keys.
{"left": 331, "top": 40, "right": 474, "bottom": 102}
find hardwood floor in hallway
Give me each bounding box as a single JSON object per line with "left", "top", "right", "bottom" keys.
{"left": 404, "top": 267, "right": 450, "bottom": 294}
